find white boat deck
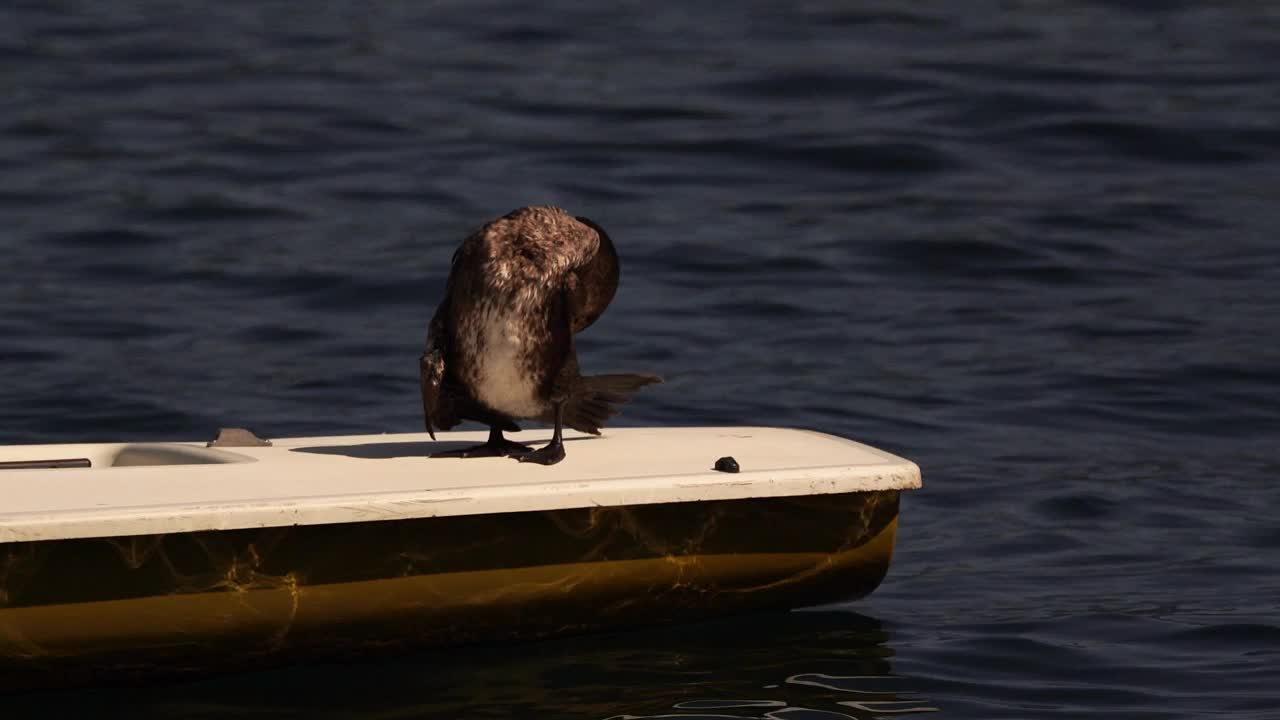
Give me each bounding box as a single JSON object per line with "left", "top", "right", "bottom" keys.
{"left": 0, "top": 426, "right": 921, "bottom": 542}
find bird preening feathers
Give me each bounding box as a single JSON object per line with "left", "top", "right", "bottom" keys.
{"left": 420, "top": 206, "right": 661, "bottom": 465}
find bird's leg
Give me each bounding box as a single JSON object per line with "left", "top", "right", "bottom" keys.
{"left": 430, "top": 426, "right": 532, "bottom": 458}
{"left": 517, "top": 401, "right": 567, "bottom": 466}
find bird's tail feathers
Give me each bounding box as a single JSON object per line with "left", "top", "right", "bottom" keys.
{"left": 562, "top": 373, "right": 663, "bottom": 435}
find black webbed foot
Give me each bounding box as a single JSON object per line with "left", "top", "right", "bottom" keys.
{"left": 516, "top": 440, "right": 565, "bottom": 466}
{"left": 430, "top": 428, "right": 531, "bottom": 458}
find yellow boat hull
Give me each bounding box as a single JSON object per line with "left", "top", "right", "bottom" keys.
{"left": 1, "top": 489, "right": 899, "bottom": 688}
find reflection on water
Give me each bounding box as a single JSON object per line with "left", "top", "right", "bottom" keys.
{"left": 0, "top": 610, "right": 937, "bottom": 719}
{"left": 607, "top": 672, "right": 938, "bottom": 719}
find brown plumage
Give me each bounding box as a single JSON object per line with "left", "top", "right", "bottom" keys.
{"left": 420, "top": 206, "right": 661, "bottom": 465}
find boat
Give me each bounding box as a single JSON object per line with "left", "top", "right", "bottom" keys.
{"left": 0, "top": 426, "right": 921, "bottom": 688}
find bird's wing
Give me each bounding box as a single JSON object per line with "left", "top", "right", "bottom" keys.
{"left": 422, "top": 241, "right": 524, "bottom": 438}
{"left": 419, "top": 322, "right": 450, "bottom": 440}
{"left": 420, "top": 294, "right": 457, "bottom": 440}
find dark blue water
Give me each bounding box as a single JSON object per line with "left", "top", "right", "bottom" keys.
{"left": 3, "top": 1, "right": 1279, "bottom": 717}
